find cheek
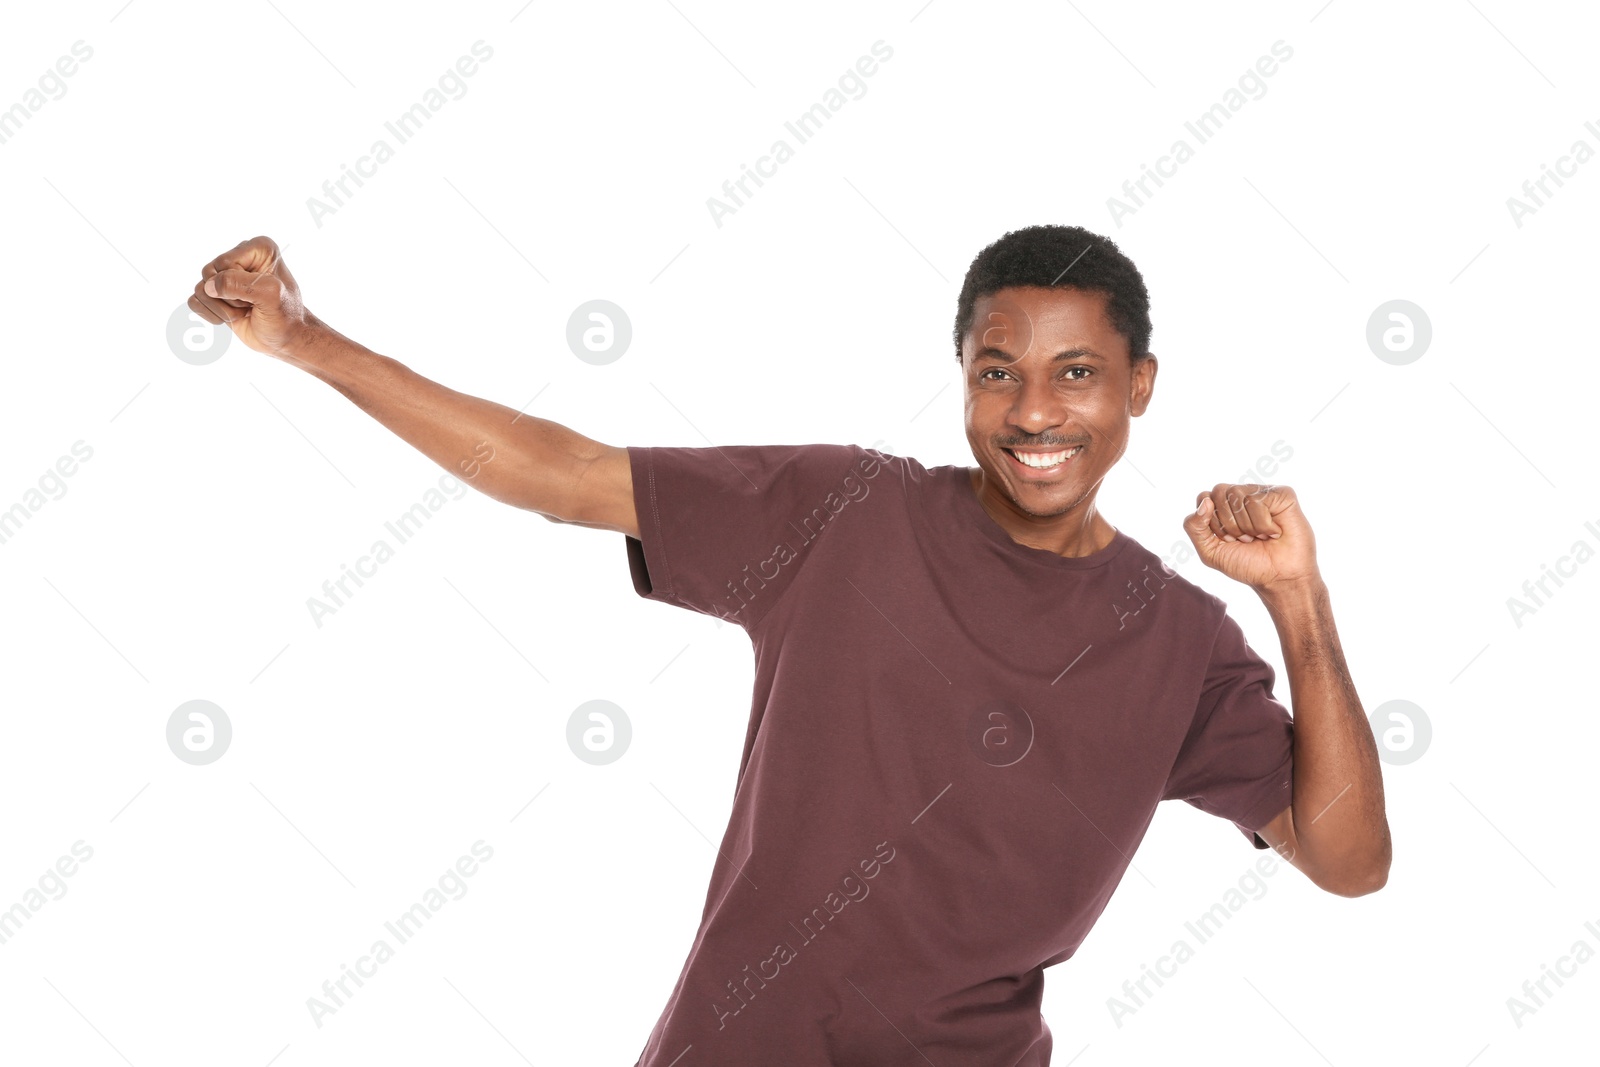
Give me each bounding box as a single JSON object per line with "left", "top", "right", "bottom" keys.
{"left": 1072, "top": 398, "right": 1128, "bottom": 440}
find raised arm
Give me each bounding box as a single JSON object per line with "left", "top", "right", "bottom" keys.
{"left": 187, "top": 235, "right": 638, "bottom": 538}
{"left": 1184, "top": 482, "right": 1390, "bottom": 897}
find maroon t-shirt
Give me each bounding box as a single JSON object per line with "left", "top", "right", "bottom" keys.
{"left": 622, "top": 443, "right": 1294, "bottom": 1066}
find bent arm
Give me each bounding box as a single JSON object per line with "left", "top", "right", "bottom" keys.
{"left": 290, "top": 324, "right": 638, "bottom": 537}
{"left": 1255, "top": 577, "right": 1391, "bottom": 896}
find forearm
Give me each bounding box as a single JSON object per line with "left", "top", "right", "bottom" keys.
{"left": 287, "top": 321, "right": 595, "bottom": 518}
{"left": 1260, "top": 577, "right": 1391, "bottom": 892}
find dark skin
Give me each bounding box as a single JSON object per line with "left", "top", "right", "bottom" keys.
{"left": 961, "top": 286, "right": 1154, "bottom": 558}
{"left": 190, "top": 240, "right": 1389, "bottom": 897}
{"left": 960, "top": 286, "right": 1390, "bottom": 897}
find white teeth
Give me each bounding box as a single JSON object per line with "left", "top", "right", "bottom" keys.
{"left": 1011, "top": 447, "right": 1080, "bottom": 468}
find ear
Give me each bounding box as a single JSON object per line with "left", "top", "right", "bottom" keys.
{"left": 1129, "top": 353, "right": 1158, "bottom": 416}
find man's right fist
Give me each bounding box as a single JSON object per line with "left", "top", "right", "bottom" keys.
{"left": 189, "top": 236, "right": 320, "bottom": 360}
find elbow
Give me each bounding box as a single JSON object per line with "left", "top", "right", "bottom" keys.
{"left": 1324, "top": 866, "right": 1387, "bottom": 898}
{"left": 1317, "top": 839, "right": 1392, "bottom": 898}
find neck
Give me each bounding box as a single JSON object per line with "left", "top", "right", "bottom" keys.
{"left": 968, "top": 467, "right": 1115, "bottom": 558}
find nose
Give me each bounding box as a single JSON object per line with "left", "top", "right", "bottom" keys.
{"left": 1008, "top": 373, "right": 1069, "bottom": 436}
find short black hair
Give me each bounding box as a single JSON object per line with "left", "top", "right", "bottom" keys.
{"left": 953, "top": 224, "right": 1152, "bottom": 366}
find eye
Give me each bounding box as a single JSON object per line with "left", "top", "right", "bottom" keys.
{"left": 979, "top": 366, "right": 1092, "bottom": 382}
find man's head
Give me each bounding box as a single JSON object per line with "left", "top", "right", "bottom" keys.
{"left": 954, "top": 225, "right": 1158, "bottom": 526}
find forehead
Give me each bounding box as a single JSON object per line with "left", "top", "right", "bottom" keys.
{"left": 968, "top": 286, "right": 1117, "bottom": 347}
{"left": 964, "top": 287, "right": 1131, "bottom": 367}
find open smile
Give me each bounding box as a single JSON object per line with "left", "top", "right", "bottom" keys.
{"left": 1001, "top": 446, "right": 1082, "bottom": 477}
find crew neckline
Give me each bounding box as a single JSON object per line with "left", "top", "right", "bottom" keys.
{"left": 951, "top": 465, "right": 1132, "bottom": 570}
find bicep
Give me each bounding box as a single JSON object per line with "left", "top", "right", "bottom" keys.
{"left": 559, "top": 441, "right": 639, "bottom": 539}
{"left": 1255, "top": 803, "right": 1301, "bottom": 865}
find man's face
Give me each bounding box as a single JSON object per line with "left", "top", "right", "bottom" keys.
{"left": 961, "top": 286, "right": 1157, "bottom": 520}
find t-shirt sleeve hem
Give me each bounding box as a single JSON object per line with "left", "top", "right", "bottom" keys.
{"left": 623, "top": 446, "right": 679, "bottom": 607}
{"left": 619, "top": 443, "right": 869, "bottom": 630}
{"left": 1232, "top": 763, "right": 1293, "bottom": 850}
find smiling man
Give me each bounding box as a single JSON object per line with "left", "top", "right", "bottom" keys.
{"left": 189, "top": 224, "right": 1389, "bottom": 1066}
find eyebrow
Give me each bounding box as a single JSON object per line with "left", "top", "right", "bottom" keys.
{"left": 973, "top": 345, "right": 1107, "bottom": 364}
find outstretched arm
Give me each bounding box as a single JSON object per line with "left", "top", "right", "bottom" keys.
{"left": 1185, "top": 482, "right": 1391, "bottom": 897}
{"left": 187, "top": 235, "right": 638, "bottom": 537}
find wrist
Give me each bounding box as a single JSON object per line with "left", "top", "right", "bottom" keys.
{"left": 1257, "top": 574, "right": 1327, "bottom": 614}
{"left": 296, "top": 330, "right": 392, "bottom": 398}
{"left": 283, "top": 318, "right": 354, "bottom": 374}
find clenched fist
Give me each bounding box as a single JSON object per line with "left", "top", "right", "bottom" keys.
{"left": 188, "top": 236, "right": 323, "bottom": 363}
{"left": 1183, "top": 482, "right": 1320, "bottom": 592}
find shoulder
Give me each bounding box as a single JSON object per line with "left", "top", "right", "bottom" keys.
{"left": 628, "top": 441, "right": 865, "bottom": 479}
{"left": 626, "top": 442, "right": 922, "bottom": 498}
{"left": 847, "top": 444, "right": 940, "bottom": 484}
{"left": 1115, "top": 531, "right": 1231, "bottom": 629}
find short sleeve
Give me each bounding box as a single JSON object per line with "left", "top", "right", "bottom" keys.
{"left": 623, "top": 442, "right": 869, "bottom": 630}
{"left": 1162, "top": 608, "right": 1295, "bottom": 849}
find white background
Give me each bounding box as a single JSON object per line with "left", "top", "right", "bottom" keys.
{"left": 1, "top": 1, "right": 1595, "bottom": 1064}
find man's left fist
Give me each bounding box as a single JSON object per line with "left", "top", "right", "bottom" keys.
{"left": 1183, "top": 483, "right": 1319, "bottom": 590}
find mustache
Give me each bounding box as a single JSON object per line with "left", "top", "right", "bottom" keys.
{"left": 1000, "top": 439, "right": 1089, "bottom": 449}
